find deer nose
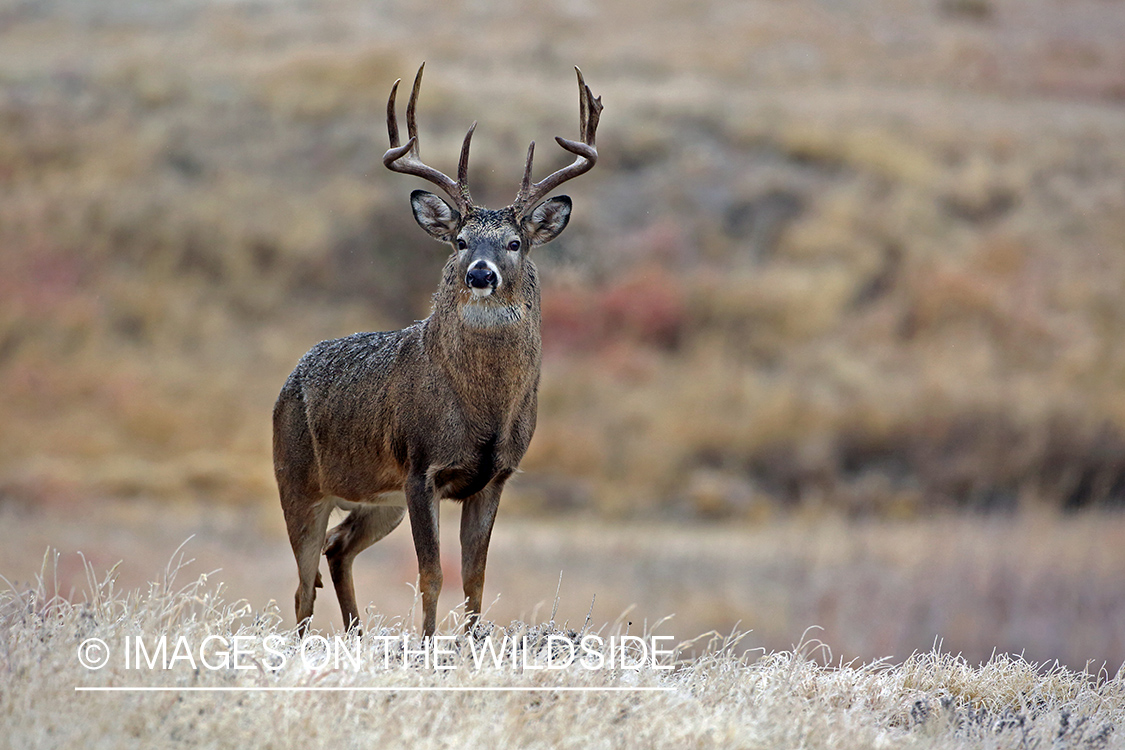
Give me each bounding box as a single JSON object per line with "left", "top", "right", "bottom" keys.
{"left": 466, "top": 266, "right": 497, "bottom": 289}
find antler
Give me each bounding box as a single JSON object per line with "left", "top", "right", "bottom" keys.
{"left": 513, "top": 66, "right": 603, "bottom": 217}
{"left": 383, "top": 63, "right": 475, "bottom": 213}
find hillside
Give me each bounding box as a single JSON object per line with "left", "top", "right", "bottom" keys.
{"left": 2, "top": 0, "right": 1125, "bottom": 517}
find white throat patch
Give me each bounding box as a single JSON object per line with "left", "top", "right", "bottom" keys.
{"left": 460, "top": 300, "right": 525, "bottom": 328}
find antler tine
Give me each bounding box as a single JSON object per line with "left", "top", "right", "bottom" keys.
{"left": 517, "top": 141, "right": 536, "bottom": 203}
{"left": 406, "top": 63, "right": 423, "bottom": 152}
{"left": 577, "top": 67, "right": 590, "bottom": 142}
{"left": 458, "top": 122, "right": 476, "bottom": 189}
{"left": 382, "top": 63, "right": 473, "bottom": 212}
{"left": 387, "top": 78, "right": 402, "bottom": 148}
{"left": 513, "top": 66, "right": 602, "bottom": 216}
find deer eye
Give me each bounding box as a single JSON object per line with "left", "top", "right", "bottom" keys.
{"left": 507, "top": 239, "right": 521, "bottom": 253}
{"left": 456, "top": 238, "right": 468, "bottom": 251}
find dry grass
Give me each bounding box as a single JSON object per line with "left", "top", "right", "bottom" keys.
{"left": 2, "top": 551, "right": 1123, "bottom": 749}
{"left": 3, "top": 503, "right": 1124, "bottom": 674}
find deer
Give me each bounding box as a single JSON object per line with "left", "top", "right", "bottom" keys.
{"left": 273, "top": 64, "right": 602, "bottom": 638}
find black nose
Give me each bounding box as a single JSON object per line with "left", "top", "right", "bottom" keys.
{"left": 466, "top": 267, "right": 497, "bottom": 289}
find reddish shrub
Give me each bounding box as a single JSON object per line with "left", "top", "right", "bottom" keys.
{"left": 541, "top": 265, "right": 687, "bottom": 355}
{"left": 599, "top": 265, "right": 686, "bottom": 350}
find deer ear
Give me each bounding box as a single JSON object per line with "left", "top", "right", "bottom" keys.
{"left": 522, "top": 196, "right": 572, "bottom": 246}
{"left": 410, "top": 190, "right": 461, "bottom": 242}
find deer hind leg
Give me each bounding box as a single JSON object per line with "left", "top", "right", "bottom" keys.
{"left": 282, "top": 496, "right": 333, "bottom": 636}
{"left": 460, "top": 475, "right": 507, "bottom": 630}
{"left": 274, "top": 389, "right": 332, "bottom": 635}
{"left": 324, "top": 504, "right": 406, "bottom": 634}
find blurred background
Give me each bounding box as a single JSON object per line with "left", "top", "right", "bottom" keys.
{"left": 2, "top": 0, "right": 1124, "bottom": 669}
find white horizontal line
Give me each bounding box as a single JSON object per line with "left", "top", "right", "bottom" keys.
{"left": 75, "top": 686, "right": 674, "bottom": 693}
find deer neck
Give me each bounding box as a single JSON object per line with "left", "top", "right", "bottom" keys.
{"left": 424, "top": 268, "right": 541, "bottom": 422}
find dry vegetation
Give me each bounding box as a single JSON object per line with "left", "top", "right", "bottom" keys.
{"left": 3, "top": 504, "right": 1124, "bottom": 673}
{"left": 2, "top": 553, "right": 1124, "bottom": 749}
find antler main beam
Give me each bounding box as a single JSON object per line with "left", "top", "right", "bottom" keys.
{"left": 383, "top": 63, "right": 475, "bottom": 213}
{"left": 513, "top": 67, "right": 603, "bottom": 217}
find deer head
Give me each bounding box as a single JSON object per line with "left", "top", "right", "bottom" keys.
{"left": 383, "top": 64, "right": 602, "bottom": 308}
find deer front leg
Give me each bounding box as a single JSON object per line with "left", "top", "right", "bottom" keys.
{"left": 460, "top": 474, "right": 507, "bottom": 630}
{"left": 405, "top": 472, "right": 442, "bottom": 637}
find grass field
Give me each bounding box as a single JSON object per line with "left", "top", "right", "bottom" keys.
{"left": 3, "top": 551, "right": 1124, "bottom": 750}
{"left": 3, "top": 501, "right": 1124, "bottom": 674}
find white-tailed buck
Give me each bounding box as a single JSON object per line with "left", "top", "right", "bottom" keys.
{"left": 274, "top": 65, "right": 601, "bottom": 636}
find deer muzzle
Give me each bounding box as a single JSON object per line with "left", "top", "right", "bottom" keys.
{"left": 466, "top": 260, "right": 500, "bottom": 297}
